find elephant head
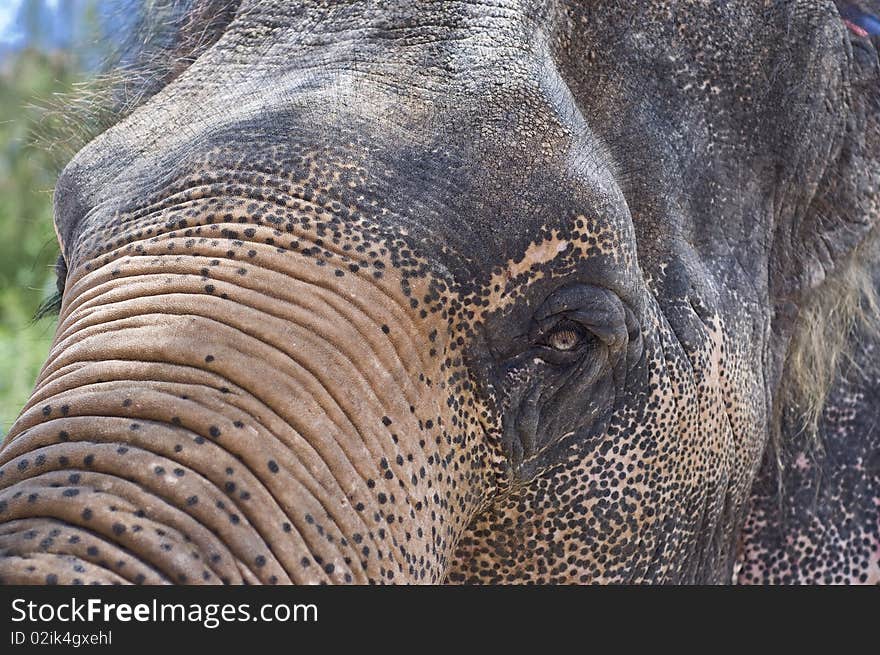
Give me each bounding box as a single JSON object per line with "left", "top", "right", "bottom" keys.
{"left": 1, "top": 0, "right": 879, "bottom": 584}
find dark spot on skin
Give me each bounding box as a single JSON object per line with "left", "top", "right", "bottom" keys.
{"left": 46, "top": 574, "right": 58, "bottom": 585}
{"left": 63, "top": 489, "right": 80, "bottom": 497}
{"left": 82, "top": 509, "right": 93, "bottom": 521}
{"left": 255, "top": 555, "right": 266, "bottom": 567}
{"left": 205, "top": 355, "right": 215, "bottom": 363}
{"left": 209, "top": 426, "right": 221, "bottom": 438}
{"left": 268, "top": 460, "right": 279, "bottom": 473}
{"left": 112, "top": 523, "right": 126, "bottom": 536}
{"left": 83, "top": 455, "right": 95, "bottom": 467}
{"left": 187, "top": 496, "right": 199, "bottom": 506}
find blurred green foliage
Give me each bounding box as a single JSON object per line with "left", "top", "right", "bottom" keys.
{"left": 0, "top": 2, "right": 100, "bottom": 434}
{"left": 0, "top": 50, "right": 72, "bottom": 433}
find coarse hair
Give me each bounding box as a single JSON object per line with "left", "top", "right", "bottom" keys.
{"left": 32, "top": 0, "right": 240, "bottom": 172}
{"left": 776, "top": 229, "right": 880, "bottom": 452}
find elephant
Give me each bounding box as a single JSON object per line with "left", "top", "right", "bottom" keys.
{"left": 0, "top": 0, "right": 878, "bottom": 585}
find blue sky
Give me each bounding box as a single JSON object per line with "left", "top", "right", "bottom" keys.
{"left": 0, "top": 1, "right": 23, "bottom": 46}
{"left": 0, "top": 0, "right": 60, "bottom": 47}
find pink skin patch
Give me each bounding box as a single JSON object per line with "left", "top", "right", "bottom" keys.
{"left": 845, "top": 19, "right": 870, "bottom": 38}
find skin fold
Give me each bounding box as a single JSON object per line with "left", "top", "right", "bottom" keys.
{"left": 0, "top": 0, "right": 878, "bottom": 584}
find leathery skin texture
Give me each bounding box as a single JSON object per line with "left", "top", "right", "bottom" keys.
{"left": 0, "top": 0, "right": 879, "bottom": 584}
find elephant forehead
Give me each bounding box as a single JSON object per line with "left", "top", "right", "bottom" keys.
{"left": 63, "top": 100, "right": 642, "bottom": 307}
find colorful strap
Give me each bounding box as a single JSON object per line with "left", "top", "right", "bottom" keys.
{"left": 841, "top": 3, "right": 880, "bottom": 36}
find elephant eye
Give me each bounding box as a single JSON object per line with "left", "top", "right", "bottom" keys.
{"left": 543, "top": 320, "right": 589, "bottom": 352}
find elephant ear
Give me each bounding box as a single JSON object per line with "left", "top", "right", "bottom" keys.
{"left": 737, "top": 3, "right": 880, "bottom": 584}
{"left": 777, "top": 0, "right": 880, "bottom": 296}
{"left": 736, "top": 266, "right": 880, "bottom": 584}
{"left": 773, "top": 1, "right": 880, "bottom": 438}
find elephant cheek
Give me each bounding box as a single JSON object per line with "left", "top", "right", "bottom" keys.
{"left": 0, "top": 245, "right": 495, "bottom": 584}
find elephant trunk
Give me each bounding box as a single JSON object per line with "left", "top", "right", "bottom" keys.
{"left": 0, "top": 218, "right": 492, "bottom": 584}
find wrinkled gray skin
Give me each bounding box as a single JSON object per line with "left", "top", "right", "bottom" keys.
{"left": 0, "top": 0, "right": 878, "bottom": 584}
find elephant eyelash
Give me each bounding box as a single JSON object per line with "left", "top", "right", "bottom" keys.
{"left": 34, "top": 254, "right": 67, "bottom": 320}
{"left": 34, "top": 292, "right": 63, "bottom": 320}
